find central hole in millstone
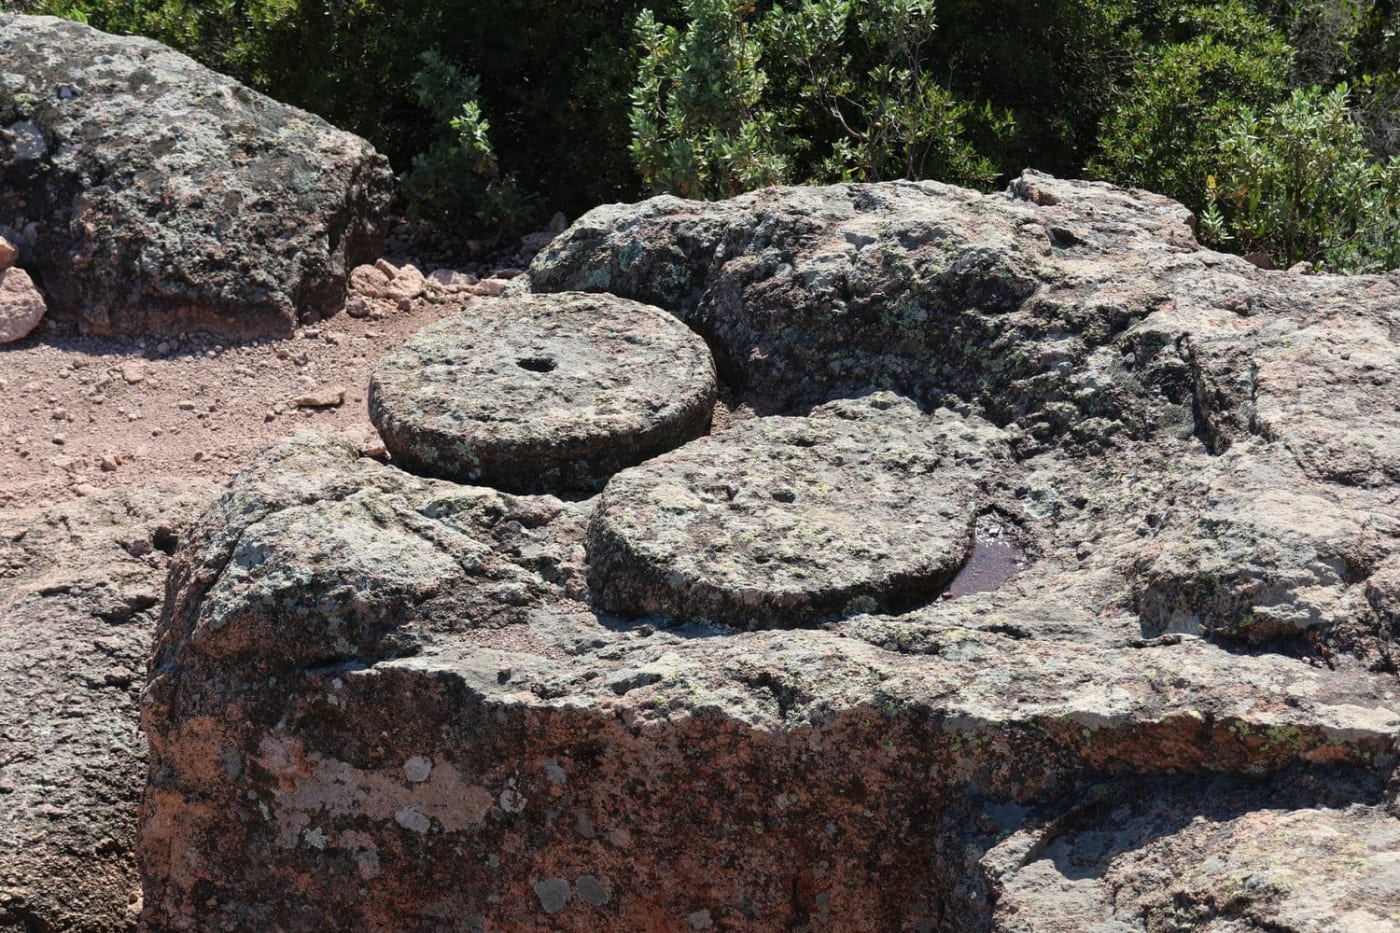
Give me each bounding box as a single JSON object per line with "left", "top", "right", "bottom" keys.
{"left": 516, "top": 357, "right": 557, "bottom": 373}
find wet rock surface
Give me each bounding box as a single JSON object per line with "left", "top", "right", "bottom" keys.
{"left": 140, "top": 174, "right": 1400, "bottom": 931}
{"left": 0, "top": 15, "right": 391, "bottom": 338}
{"left": 369, "top": 292, "right": 716, "bottom": 494}
{"left": 589, "top": 396, "right": 981, "bottom": 627}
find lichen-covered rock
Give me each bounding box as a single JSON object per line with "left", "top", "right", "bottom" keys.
{"left": 588, "top": 396, "right": 981, "bottom": 627}
{"left": 369, "top": 292, "right": 716, "bottom": 493}
{"left": 140, "top": 173, "right": 1400, "bottom": 930}
{"left": 0, "top": 15, "right": 392, "bottom": 337}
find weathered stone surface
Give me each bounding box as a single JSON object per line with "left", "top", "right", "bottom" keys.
{"left": 984, "top": 770, "right": 1400, "bottom": 932}
{"left": 369, "top": 292, "right": 717, "bottom": 493}
{"left": 0, "top": 482, "right": 211, "bottom": 932}
{"left": 140, "top": 174, "right": 1400, "bottom": 930}
{"left": 589, "top": 395, "right": 981, "bottom": 627}
{"left": 0, "top": 266, "right": 44, "bottom": 342}
{"left": 0, "top": 236, "right": 16, "bottom": 270}
{"left": 0, "top": 15, "right": 392, "bottom": 337}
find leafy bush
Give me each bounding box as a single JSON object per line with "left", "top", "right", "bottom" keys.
{"left": 760, "top": 0, "right": 1006, "bottom": 186}
{"left": 1089, "top": 1, "right": 1292, "bottom": 209}
{"left": 22, "top": 0, "right": 1400, "bottom": 268}
{"left": 630, "top": 0, "right": 788, "bottom": 199}
{"left": 398, "top": 51, "right": 537, "bottom": 231}
{"left": 1201, "top": 84, "right": 1400, "bottom": 272}
{"left": 1288, "top": 0, "right": 1400, "bottom": 158}
{"left": 630, "top": 0, "right": 1004, "bottom": 199}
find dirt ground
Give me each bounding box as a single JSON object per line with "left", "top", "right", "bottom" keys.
{"left": 0, "top": 285, "right": 486, "bottom": 510}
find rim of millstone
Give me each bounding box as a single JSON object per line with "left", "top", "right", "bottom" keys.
{"left": 586, "top": 414, "right": 978, "bottom": 628}
{"left": 368, "top": 292, "right": 718, "bottom": 494}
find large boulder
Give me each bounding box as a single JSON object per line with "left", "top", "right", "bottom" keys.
{"left": 139, "top": 174, "right": 1400, "bottom": 930}
{"left": 0, "top": 15, "right": 392, "bottom": 337}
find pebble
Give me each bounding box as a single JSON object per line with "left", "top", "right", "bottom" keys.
{"left": 120, "top": 362, "right": 145, "bottom": 384}
{"left": 292, "top": 386, "right": 347, "bottom": 409}
{"left": 345, "top": 295, "right": 374, "bottom": 319}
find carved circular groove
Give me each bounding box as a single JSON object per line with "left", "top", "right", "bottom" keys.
{"left": 587, "top": 415, "right": 976, "bottom": 627}
{"left": 369, "top": 292, "right": 717, "bottom": 494}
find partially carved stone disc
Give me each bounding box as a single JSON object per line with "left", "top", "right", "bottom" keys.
{"left": 369, "top": 292, "right": 717, "bottom": 494}
{"left": 588, "top": 415, "right": 977, "bottom": 627}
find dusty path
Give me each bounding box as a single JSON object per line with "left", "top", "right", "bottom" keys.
{"left": 0, "top": 291, "right": 475, "bottom": 507}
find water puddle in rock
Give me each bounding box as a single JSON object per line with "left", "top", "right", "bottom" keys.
{"left": 944, "top": 515, "right": 1028, "bottom": 599}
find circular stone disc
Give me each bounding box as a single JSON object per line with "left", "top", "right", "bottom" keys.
{"left": 587, "top": 415, "right": 976, "bottom": 628}
{"left": 369, "top": 292, "right": 717, "bottom": 494}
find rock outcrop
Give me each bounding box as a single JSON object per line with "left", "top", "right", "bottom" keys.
{"left": 0, "top": 233, "right": 45, "bottom": 342}
{"left": 1, "top": 482, "right": 212, "bottom": 932}
{"left": 0, "top": 15, "right": 392, "bottom": 337}
{"left": 139, "top": 173, "right": 1400, "bottom": 930}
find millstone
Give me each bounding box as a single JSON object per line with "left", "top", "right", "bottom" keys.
{"left": 587, "top": 415, "right": 977, "bottom": 627}
{"left": 368, "top": 292, "right": 717, "bottom": 494}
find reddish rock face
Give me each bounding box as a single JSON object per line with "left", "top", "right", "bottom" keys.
{"left": 140, "top": 174, "right": 1400, "bottom": 930}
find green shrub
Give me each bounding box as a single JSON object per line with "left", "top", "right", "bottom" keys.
{"left": 629, "top": 0, "right": 1005, "bottom": 199}
{"left": 1202, "top": 84, "right": 1400, "bottom": 272}
{"left": 1287, "top": 1, "right": 1400, "bottom": 159}
{"left": 1089, "top": 1, "right": 1292, "bottom": 209}
{"left": 760, "top": 0, "right": 1006, "bottom": 186}
{"left": 924, "top": 0, "right": 1134, "bottom": 181}
{"left": 398, "top": 51, "right": 537, "bottom": 232}
{"left": 630, "top": 0, "right": 788, "bottom": 199}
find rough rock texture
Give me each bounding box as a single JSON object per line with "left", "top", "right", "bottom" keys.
{"left": 141, "top": 173, "right": 1400, "bottom": 931}
{"left": 1, "top": 482, "right": 211, "bottom": 932}
{"left": 369, "top": 292, "right": 717, "bottom": 493}
{"left": 589, "top": 397, "right": 980, "bottom": 627}
{"left": 0, "top": 15, "right": 391, "bottom": 337}
{"left": 0, "top": 265, "right": 44, "bottom": 342}
{"left": 984, "top": 769, "right": 1400, "bottom": 931}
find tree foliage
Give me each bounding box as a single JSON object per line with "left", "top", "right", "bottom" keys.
{"left": 1201, "top": 85, "right": 1400, "bottom": 271}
